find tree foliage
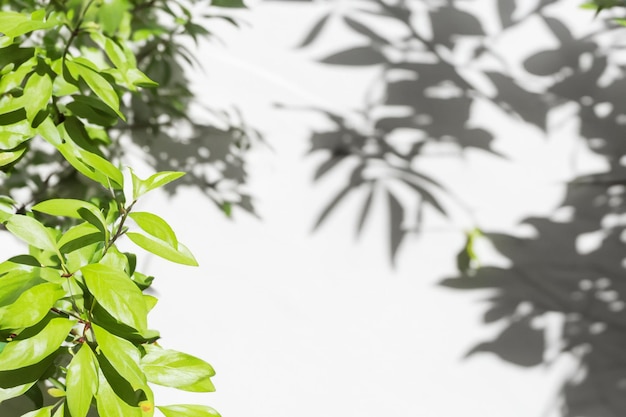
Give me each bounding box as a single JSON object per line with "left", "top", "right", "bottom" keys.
{"left": 0, "top": 0, "right": 246, "bottom": 415}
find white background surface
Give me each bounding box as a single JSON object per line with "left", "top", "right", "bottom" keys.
{"left": 135, "top": 2, "right": 592, "bottom": 416}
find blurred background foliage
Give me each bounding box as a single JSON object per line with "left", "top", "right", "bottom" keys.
{"left": 0, "top": 0, "right": 259, "bottom": 218}
{"left": 294, "top": 0, "right": 626, "bottom": 415}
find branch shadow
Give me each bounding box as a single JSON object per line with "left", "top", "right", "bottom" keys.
{"left": 295, "top": 0, "right": 626, "bottom": 415}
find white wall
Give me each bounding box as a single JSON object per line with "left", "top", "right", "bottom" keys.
{"left": 134, "top": 2, "right": 598, "bottom": 417}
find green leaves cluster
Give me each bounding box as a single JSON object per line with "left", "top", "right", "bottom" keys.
{"left": 0, "top": 0, "right": 246, "bottom": 415}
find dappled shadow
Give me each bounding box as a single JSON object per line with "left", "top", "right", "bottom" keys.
{"left": 296, "top": 0, "right": 550, "bottom": 262}
{"left": 296, "top": 0, "right": 626, "bottom": 415}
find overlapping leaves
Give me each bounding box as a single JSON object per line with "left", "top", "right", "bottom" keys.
{"left": 0, "top": 0, "right": 239, "bottom": 415}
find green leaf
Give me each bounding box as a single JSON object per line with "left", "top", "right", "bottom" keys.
{"left": 0, "top": 283, "right": 65, "bottom": 330}
{"left": 0, "top": 317, "right": 73, "bottom": 371}
{"left": 141, "top": 345, "right": 215, "bottom": 392}
{"left": 0, "top": 143, "right": 27, "bottom": 169}
{"left": 143, "top": 295, "right": 158, "bottom": 312}
{"left": 158, "top": 404, "right": 221, "bottom": 417}
{"left": 54, "top": 132, "right": 123, "bottom": 189}
{"left": 65, "top": 60, "right": 123, "bottom": 119}
{"left": 126, "top": 69, "right": 158, "bottom": 88}
{"left": 66, "top": 344, "right": 99, "bottom": 417}
{"left": 0, "top": 119, "right": 34, "bottom": 150}
{"left": 66, "top": 95, "right": 119, "bottom": 127}
{"left": 5, "top": 214, "right": 58, "bottom": 253}
{"left": 57, "top": 222, "right": 103, "bottom": 254}
{"left": 0, "top": 382, "right": 36, "bottom": 404}
{"left": 0, "top": 270, "right": 43, "bottom": 306}
{"left": 0, "top": 11, "right": 61, "bottom": 38}
{"left": 91, "top": 324, "right": 151, "bottom": 403}
{"left": 32, "top": 199, "right": 108, "bottom": 238}
{"left": 131, "top": 170, "right": 185, "bottom": 199}
{"left": 52, "top": 404, "right": 64, "bottom": 417}
{"left": 129, "top": 212, "right": 178, "bottom": 247}
{"left": 81, "top": 264, "right": 148, "bottom": 332}
{"left": 97, "top": 0, "right": 131, "bottom": 36}
{"left": 95, "top": 370, "right": 142, "bottom": 417}
{"left": 23, "top": 72, "right": 52, "bottom": 121}
{"left": 36, "top": 116, "right": 63, "bottom": 146}
{"left": 20, "top": 405, "right": 54, "bottom": 417}
{"left": 127, "top": 233, "right": 198, "bottom": 266}
{"left": 80, "top": 151, "right": 124, "bottom": 189}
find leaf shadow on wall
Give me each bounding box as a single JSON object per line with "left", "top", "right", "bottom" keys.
{"left": 294, "top": 0, "right": 626, "bottom": 415}
{"left": 295, "top": 0, "right": 549, "bottom": 263}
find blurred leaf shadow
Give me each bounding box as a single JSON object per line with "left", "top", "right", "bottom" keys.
{"left": 294, "top": 0, "right": 548, "bottom": 263}
{"left": 292, "top": 0, "right": 626, "bottom": 415}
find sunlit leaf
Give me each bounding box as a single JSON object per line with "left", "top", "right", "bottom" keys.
{"left": 5, "top": 214, "right": 58, "bottom": 253}
{"left": 0, "top": 283, "right": 65, "bottom": 330}
{"left": 131, "top": 170, "right": 185, "bottom": 200}
{"left": 92, "top": 324, "right": 151, "bottom": 401}
{"left": 158, "top": 404, "right": 221, "bottom": 417}
{"left": 65, "top": 60, "right": 123, "bottom": 119}
{"left": 95, "top": 369, "right": 142, "bottom": 417}
{"left": 32, "top": 199, "right": 107, "bottom": 237}
{"left": 0, "top": 317, "right": 73, "bottom": 371}
{"left": 66, "top": 344, "right": 99, "bottom": 417}
{"left": 129, "top": 212, "right": 178, "bottom": 247}
{"left": 141, "top": 344, "right": 215, "bottom": 392}
{"left": 127, "top": 233, "right": 198, "bottom": 266}
{"left": 0, "top": 382, "right": 36, "bottom": 404}
{"left": 20, "top": 405, "right": 54, "bottom": 417}
{"left": 22, "top": 72, "right": 52, "bottom": 121}
{"left": 81, "top": 264, "right": 148, "bottom": 332}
